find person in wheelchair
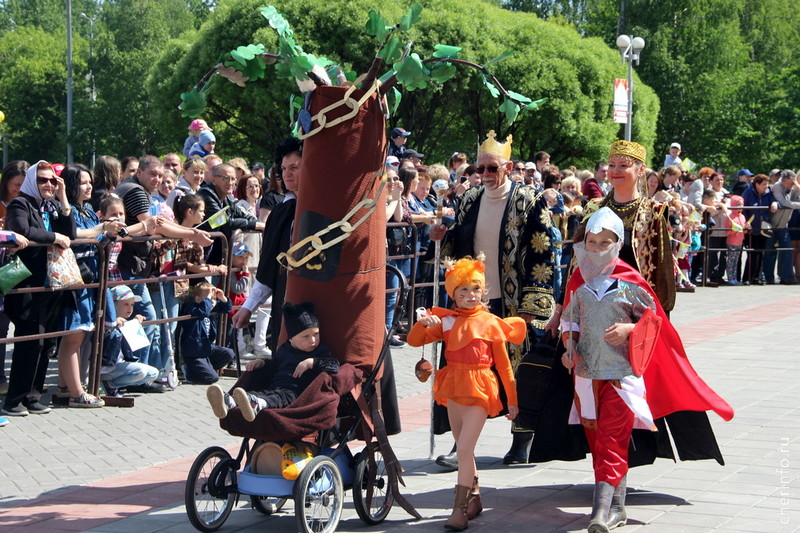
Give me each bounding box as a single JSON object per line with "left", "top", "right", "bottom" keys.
{"left": 207, "top": 301, "right": 339, "bottom": 422}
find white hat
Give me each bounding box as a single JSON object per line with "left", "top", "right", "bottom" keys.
{"left": 524, "top": 161, "right": 536, "bottom": 170}
{"left": 670, "top": 142, "right": 681, "bottom": 150}
{"left": 585, "top": 207, "right": 625, "bottom": 242}
{"left": 386, "top": 156, "right": 400, "bottom": 167}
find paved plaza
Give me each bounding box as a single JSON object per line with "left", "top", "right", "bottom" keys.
{"left": 0, "top": 284, "right": 798, "bottom": 532}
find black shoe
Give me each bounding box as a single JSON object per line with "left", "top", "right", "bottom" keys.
{"left": 389, "top": 335, "right": 406, "bottom": 348}
{"left": 22, "top": 399, "right": 52, "bottom": 414}
{"left": 125, "top": 382, "right": 168, "bottom": 393}
{"left": 503, "top": 432, "right": 533, "bottom": 464}
{"left": 436, "top": 445, "right": 458, "bottom": 471}
{"left": 780, "top": 279, "right": 797, "bottom": 285}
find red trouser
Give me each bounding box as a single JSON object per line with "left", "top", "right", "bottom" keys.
{"left": 583, "top": 380, "right": 634, "bottom": 487}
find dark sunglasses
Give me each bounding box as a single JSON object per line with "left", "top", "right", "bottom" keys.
{"left": 475, "top": 165, "right": 500, "bottom": 174}
{"left": 37, "top": 177, "right": 58, "bottom": 185}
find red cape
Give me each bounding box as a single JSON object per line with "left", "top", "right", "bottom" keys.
{"left": 564, "top": 260, "right": 734, "bottom": 422}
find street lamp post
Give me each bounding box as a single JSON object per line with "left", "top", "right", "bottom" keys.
{"left": 80, "top": 12, "right": 97, "bottom": 168}
{"left": 616, "top": 34, "right": 645, "bottom": 142}
{"left": 66, "top": 0, "right": 73, "bottom": 163}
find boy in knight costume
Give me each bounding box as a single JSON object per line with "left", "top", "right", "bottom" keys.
{"left": 561, "top": 207, "right": 734, "bottom": 533}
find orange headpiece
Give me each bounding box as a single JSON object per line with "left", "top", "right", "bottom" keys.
{"left": 444, "top": 255, "right": 486, "bottom": 299}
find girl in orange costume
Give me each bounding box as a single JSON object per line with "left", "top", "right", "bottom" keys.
{"left": 408, "top": 255, "right": 526, "bottom": 531}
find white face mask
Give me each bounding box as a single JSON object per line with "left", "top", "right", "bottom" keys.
{"left": 573, "top": 240, "right": 622, "bottom": 285}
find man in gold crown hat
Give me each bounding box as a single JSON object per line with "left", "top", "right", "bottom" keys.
{"left": 430, "top": 130, "right": 555, "bottom": 467}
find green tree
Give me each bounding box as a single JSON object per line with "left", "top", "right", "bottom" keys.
{"left": 0, "top": 25, "right": 87, "bottom": 162}
{"left": 149, "top": 0, "right": 658, "bottom": 167}
{"left": 91, "top": 0, "right": 195, "bottom": 158}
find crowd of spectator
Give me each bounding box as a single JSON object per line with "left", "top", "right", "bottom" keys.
{"left": 0, "top": 124, "right": 798, "bottom": 427}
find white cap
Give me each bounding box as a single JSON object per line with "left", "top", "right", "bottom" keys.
{"left": 524, "top": 161, "right": 536, "bottom": 170}
{"left": 386, "top": 156, "right": 400, "bottom": 167}
{"left": 585, "top": 207, "right": 625, "bottom": 242}
{"left": 670, "top": 142, "right": 681, "bottom": 150}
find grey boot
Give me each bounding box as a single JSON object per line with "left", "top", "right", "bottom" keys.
{"left": 588, "top": 481, "right": 614, "bottom": 533}
{"left": 606, "top": 477, "right": 627, "bottom": 530}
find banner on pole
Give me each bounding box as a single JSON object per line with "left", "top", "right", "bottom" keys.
{"left": 613, "top": 78, "right": 628, "bottom": 124}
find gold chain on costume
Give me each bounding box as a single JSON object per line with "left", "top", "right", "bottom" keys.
{"left": 297, "top": 80, "right": 382, "bottom": 140}
{"left": 276, "top": 175, "right": 387, "bottom": 270}
{"left": 279, "top": 79, "right": 386, "bottom": 269}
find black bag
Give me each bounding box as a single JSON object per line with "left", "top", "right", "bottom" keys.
{"left": 386, "top": 226, "right": 409, "bottom": 256}
{"left": 78, "top": 260, "right": 96, "bottom": 284}
{"left": 515, "top": 333, "right": 559, "bottom": 430}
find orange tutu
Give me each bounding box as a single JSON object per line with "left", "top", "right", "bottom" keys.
{"left": 433, "top": 362, "right": 502, "bottom": 417}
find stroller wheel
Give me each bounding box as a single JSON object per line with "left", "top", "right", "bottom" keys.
{"left": 251, "top": 495, "right": 287, "bottom": 515}
{"left": 185, "top": 446, "right": 236, "bottom": 531}
{"left": 293, "top": 456, "right": 343, "bottom": 533}
{"left": 353, "top": 446, "right": 394, "bottom": 524}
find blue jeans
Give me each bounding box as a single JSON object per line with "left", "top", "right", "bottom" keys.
{"left": 118, "top": 269, "right": 161, "bottom": 367}
{"left": 763, "top": 229, "right": 793, "bottom": 282}
{"left": 151, "top": 279, "right": 179, "bottom": 371}
{"left": 102, "top": 361, "right": 158, "bottom": 388}
{"left": 386, "top": 258, "right": 410, "bottom": 331}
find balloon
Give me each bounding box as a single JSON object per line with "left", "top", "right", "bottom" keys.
{"left": 0, "top": 110, "right": 5, "bottom": 124}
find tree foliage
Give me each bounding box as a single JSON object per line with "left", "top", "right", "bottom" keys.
{"left": 150, "top": 0, "right": 656, "bottom": 167}
{"left": 503, "top": 0, "right": 800, "bottom": 171}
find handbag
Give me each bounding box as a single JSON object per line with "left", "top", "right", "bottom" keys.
{"left": 0, "top": 254, "right": 32, "bottom": 295}
{"left": 47, "top": 246, "right": 83, "bottom": 289}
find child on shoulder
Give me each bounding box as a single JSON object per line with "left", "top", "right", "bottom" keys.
{"left": 179, "top": 282, "right": 234, "bottom": 384}
{"left": 407, "top": 255, "right": 526, "bottom": 531}
{"left": 206, "top": 301, "right": 340, "bottom": 422}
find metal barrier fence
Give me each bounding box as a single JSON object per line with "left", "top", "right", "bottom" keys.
{"left": 1, "top": 231, "right": 230, "bottom": 403}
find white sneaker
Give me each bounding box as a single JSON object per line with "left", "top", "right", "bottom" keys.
{"left": 254, "top": 347, "right": 272, "bottom": 359}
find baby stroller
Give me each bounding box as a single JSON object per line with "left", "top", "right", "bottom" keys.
{"left": 185, "top": 265, "right": 418, "bottom": 533}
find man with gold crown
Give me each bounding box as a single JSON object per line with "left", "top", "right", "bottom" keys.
{"left": 430, "top": 130, "right": 555, "bottom": 467}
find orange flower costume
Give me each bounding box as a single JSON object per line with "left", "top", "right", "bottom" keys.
{"left": 407, "top": 256, "right": 526, "bottom": 417}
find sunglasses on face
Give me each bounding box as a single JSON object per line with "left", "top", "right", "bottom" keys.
{"left": 37, "top": 177, "right": 58, "bottom": 185}
{"left": 475, "top": 165, "right": 500, "bottom": 174}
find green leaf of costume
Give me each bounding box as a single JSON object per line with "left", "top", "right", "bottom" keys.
{"left": 393, "top": 53, "right": 429, "bottom": 91}
{"left": 230, "top": 44, "right": 266, "bottom": 67}
{"left": 498, "top": 97, "right": 520, "bottom": 124}
{"left": 399, "top": 2, "right": 423, "bottom": 31}
{"left": 379, "top": 35, "right": 403, "bottom": 62}
{"left": 365, "top": 10, "right": 389, "bottom": 41}
{"left": 218, "top": 65, "right": 249, "bottom": 87}
{"left": 387, "top": 86, "right": 402, "bottom": 115}
{"left": 261, "top": 6, "right": 293, "bottom": 40}
{"left": 527, "top": 98, "right": 547, "bottom": 110}
{"left": 226, "top": 56, "right": 266, "bottom": 81}
{"left": 179, "top": 88, "right": 207, "bottom": 118}
{"left": 429, "top": 62, "right": 456, "bottom": 83}
{"left": 483, "top": 49, "right": 515, "bottom": 68}
{"left": 481, "top": 74, "right": 500, "bottom": 98}
{"left": 506, "top": 90, "right": 532, "bottom": 106}
{"left": 432, "top": 44, "right": 461, "bottom": 59}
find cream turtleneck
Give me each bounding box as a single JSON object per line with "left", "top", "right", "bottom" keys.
{"left": 474, "top": 180, "right": 511, "bottom": 297}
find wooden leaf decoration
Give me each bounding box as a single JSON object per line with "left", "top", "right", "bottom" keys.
{"left": 218, "top": 66, "right": 249, "bottom": 87}
{"left": 379, "top": 35, "right": 403, "bottom": 62}
{"left": 432, "top": 44, "right": 461, "bottom": 59}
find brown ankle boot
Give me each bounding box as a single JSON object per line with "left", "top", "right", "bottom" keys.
{"left": 444, "top": 484, "right": 471, "bottom": 530}
{"left": 466, "top": 476, "right": 482, "bottom": 519}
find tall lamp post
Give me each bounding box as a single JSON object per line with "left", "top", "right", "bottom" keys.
{"left": 80, "top": 12, "right": 97, "bottom": 168}
{"left": 66, "top": 0, "right": 73, "bottom": 163}
{"left": 616, "top": 34, "right": 645, "bottom": 142}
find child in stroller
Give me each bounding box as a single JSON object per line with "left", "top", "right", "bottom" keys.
{"left": 206, "top": 301, "right": 340, "bottom": 422}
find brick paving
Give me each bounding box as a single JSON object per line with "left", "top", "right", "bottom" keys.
{"left": 0, "top": 285, "right": 798, "bottom": 532}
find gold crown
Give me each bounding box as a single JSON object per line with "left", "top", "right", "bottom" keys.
{"left": 478, "top": 130, "right": 512, "bottom": 161}
{"left": 609, "top": 140, "right": 646, "bottom": 163}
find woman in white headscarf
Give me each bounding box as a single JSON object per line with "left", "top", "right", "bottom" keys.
{"left": 2, "top": 161, "right": 76, "bottom": 416}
